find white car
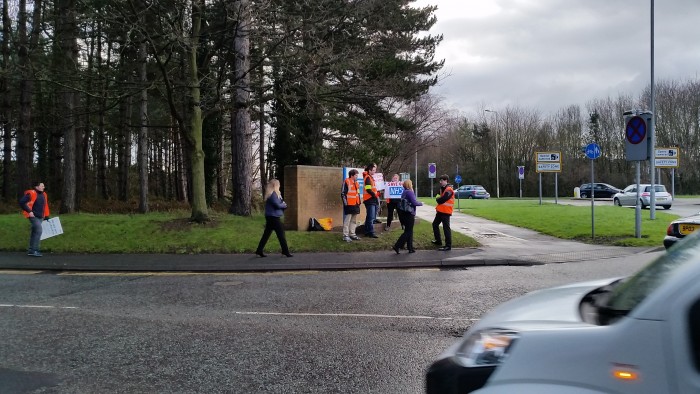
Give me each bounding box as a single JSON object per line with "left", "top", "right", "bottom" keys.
{"left": 613, "top": 184, "right": 672, "bottom": 209}
{"left": 426, "top": 231, "right": 700, "bottom": 394}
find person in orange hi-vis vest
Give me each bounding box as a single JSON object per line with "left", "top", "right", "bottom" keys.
{"left": 18, "top": 181, "right": 51, "bottom": 257}
{"left": 341, "top": 169, "right": 362, "bottom": 242}
{"left": 431, "top": 174, "right": 454, "bottom": 251}
{"left": 362, "top": 163, "right": 380, "bottom": 238}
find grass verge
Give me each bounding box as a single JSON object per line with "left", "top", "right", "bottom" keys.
{"left": 424, "top": 198, "right": 675, "bottom": 247}
{"left": 0, "top": 212, "right": 479, "bottom": 254}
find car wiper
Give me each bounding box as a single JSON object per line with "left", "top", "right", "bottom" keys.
{"left": 580, "top": 280, "right": 627, "bottom": 325}
{"left": 596, "top": 305, "right": 630, "bottom": 325}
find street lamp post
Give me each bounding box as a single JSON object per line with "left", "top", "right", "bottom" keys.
{"left": 485, "top": 109, "right": 500, "bottom": 198}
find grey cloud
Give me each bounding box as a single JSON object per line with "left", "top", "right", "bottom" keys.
{"left": 427, "top": 0, "right": 700, "bottom": 116}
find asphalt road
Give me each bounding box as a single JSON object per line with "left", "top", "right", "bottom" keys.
{"left": 0, "top": 252, "right": 662, "bottom": 394}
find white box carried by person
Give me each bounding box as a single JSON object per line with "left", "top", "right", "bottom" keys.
{"left": 41, "top": 217, "right": 63, "bottom": 240}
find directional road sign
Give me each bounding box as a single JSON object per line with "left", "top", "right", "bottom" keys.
{"left": 454, "top": 174, "right": 462, "bottom": 184}
{"left": 428, "top": 163, "right": 436, "bottom": 178}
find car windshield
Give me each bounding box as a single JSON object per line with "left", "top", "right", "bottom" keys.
{"left": 644, "top": 185, "right": 667, "bottom": 192}
{"left": 606, "top": 233, "right": 700, "bottom": 314}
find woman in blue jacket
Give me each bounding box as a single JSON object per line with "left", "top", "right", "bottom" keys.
{"left": 255, "top": 179, "right": 293, "bottom": 257}
{"left": 392, "top": 179, "right": 423, "bottom": 254}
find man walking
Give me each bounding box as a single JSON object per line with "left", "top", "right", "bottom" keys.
{"left": 431, "top": 174, "right": 454, "bottom": 251}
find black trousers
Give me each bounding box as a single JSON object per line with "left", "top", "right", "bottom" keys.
{"left": 432, "top": 212, "right": 452, "bottom": 247}
{"left": 386, "top": 200, "right": 398, "bottom": 226}
{"left": 394, "top": 211, "right": 415, "bottom": 251}
{"left": 256, "top": 216, "right": 290, "bottom": 254}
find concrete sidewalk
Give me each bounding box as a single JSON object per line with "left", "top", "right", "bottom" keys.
{"left": 0, "top": 205, "right": 658, "bottom": 272}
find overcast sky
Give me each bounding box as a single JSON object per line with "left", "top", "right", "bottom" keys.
{"left": 415, "top": 0, "right": 700, "bottom": 117}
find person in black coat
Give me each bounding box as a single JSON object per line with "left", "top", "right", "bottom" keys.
{"left": 392, "top": 179, "right": 423, "bottom": 254}
{"left": 255, "top": 179, "right": 293, "bottom": 257}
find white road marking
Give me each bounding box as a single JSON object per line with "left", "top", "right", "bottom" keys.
{"left": 234, "top": 311, "right": 476, "bottom": 321}
{"left": 0, "top": 304, "right": 78, "bottom": 309}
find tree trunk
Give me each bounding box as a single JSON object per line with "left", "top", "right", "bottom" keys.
{"left": 16, "top": 0, "right": 33, "bottom": 197}
{"left": 229, "top": 0, "right": 253, "bottom": 216}
{"left": 118, "top": 89, "right": 132, "bottom": 202}
{"left": 117, "top": 38, "right": 133, "bottom": 202}
{"left": 57, "top": 0, "right": 78, "bottom": 213}
{"left": 257, "top": 57, "right": 266, "bottom": 199}
{"left": 187, "top": 0, "right": 208, "bottom": 222}
{"left": 138, "top": 38, "right": 149, "bottom": 213}
{"left": 1, "top": 0, "right": 12, "bottom": 200}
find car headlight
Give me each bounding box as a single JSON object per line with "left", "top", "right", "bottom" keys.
{"left": 455, "top": 329, "right": 519, "bottom": 367}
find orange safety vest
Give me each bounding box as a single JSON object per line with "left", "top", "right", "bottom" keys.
{"left": 21, "top": 189, "right": 50, "bottom": 218}
{"left": 435, "top": 186, "right": 455, "bottom": 215}
{"left": 363, "top": 172, "right": 378, "bottom": 202}
{"left": 344, "top": 178, "right": 361, "bottom": 205}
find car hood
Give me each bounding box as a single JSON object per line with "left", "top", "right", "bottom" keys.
{"left": 471, "top": 278, "right": 620, "bottom": 331}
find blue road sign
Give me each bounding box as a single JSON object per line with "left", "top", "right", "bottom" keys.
{"left": 454, "top": 174, "right": 462, "bottom": 184}
{"left": 585, "top": 143, "right": 601, "bottom": 159}
{"left": 626, "top": 116, "right": 647, "bottom": 144}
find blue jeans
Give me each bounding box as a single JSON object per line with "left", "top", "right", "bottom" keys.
{"left": 28, "top": 217, "right": 43, "bottom": 253}
{"left": 364, "top": 203, "right": 377, "bottom": 235}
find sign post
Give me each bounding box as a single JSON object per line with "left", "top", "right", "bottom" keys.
{"left": 517, "top": 166, "right": 524, "bottom": 198}
{"left": 428, "top": 163, "right": 436, "bottom": 198}
{"left": 535, "top": 151, "right": 562, "bottom": 205}
{"left": 585, "top": 142, "right": 601, "bottom": 239}
{"left": 624, "top": 110, "right": 652, "bottom": 238}
{"left": 655, "top": 147, "right": 680, "bottom": 198}
{"left": 454, "top": 173, "right": 462, "bottom": 211}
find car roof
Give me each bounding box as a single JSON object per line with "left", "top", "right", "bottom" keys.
{"left": 581, "top": 183, "right": 617, "bottom": 187}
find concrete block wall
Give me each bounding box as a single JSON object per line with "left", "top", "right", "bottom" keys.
{"left": 283, "top": 165, "right": 367, "bottom": 231}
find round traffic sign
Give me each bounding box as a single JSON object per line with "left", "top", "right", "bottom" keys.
{"left": 626, "top": 116, "right": 647, "bottom": 144}
{"left": 585, "top": 143, "right": 601, "bottom": 159}
{"left": 454, "top": 175, "right": 462, "bottom": 184}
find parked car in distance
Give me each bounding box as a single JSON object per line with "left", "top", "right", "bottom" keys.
{"left": 613, "top": 184, "right": 672, "bottom": 209}
{"left": 455, "top": 185, "right": 490, "bottom": 199}
{"left": 664, "top": 211, "right": 700, "bottom": 249}
{"left": 426, "top": 231, "right": 700, "bottom": 394}
{"left": 578, "top": 183, "right": 621, "bottom": 198}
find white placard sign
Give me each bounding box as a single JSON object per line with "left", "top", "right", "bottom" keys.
{"left": 373, "top": 173, "right": 385, "bottom": 191}
{"left": 384, "top": 181, "right": 404, "bottom": 199}
{"left": 41, "top": 217, "right": 64, "bottom": 240}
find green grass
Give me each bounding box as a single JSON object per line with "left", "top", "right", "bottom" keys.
{"left": 419, "top": 198, "right": 675, "bottom": 247}
{"left": 0, "top": 211, "right": 478, "bottom": 254}
{"left": 2, "top": 197, "right": 677, "bottom": 253}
